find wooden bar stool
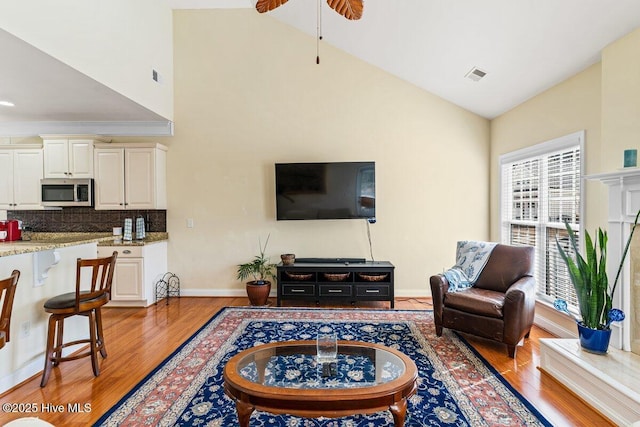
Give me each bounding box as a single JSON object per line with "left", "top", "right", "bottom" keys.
{"left": 40, "top": 252, "right": 117, "bottom": 387}
{"left": 0, "top": 270, "right": 20, "bottom": 350}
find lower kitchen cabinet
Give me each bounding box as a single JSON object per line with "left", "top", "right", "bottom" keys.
{"left": 98, "top": 241, "right": 167, "bottom": 307}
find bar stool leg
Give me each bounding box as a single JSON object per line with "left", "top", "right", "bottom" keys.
{"left": 95, "top": 308, "right": 107, "bottom": 358}
{"left": 41, "top": 316, "right": 57, "bottom": 387}
{"left": 88, "top": 311, "right": 100, "bottom": 377}
{"left": 53, "top": 317, "right": 64, "bottom": 366}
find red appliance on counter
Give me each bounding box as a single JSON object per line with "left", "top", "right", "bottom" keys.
{"left": 0, "top": 220, "right": 21, "bottom": 242}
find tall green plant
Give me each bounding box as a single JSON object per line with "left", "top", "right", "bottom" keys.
{"left": 556, "top": 210, "right": 640, "bottom": 329}
{"left": 556, "top": 226, "right": 609, "bottom": 328}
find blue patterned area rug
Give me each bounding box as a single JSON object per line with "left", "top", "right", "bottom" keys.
{"left": 94, "top": 307, "right": 552, "bottom": 426}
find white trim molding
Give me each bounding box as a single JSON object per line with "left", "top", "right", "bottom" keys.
{"left": 586, "top": 167, "right": 640, "bottom": 352}
{"left": 0, "top": 121, "right": 174, "bottom": 137}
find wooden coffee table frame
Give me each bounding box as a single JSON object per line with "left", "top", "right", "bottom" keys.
{"left": 223, "top": 340, "right": 418, "bottom": 426}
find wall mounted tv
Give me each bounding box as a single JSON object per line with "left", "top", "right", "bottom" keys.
{"left": 275, "top": 162, "right": 375, "bottom": 220}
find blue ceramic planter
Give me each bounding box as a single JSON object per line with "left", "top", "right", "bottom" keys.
{"left": 577, "top": 323, "right": 612, "bottom": 354}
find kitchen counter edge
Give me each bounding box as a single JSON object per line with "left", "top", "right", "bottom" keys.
{"left": 0, "top": 232, "right": 169, "bottom": 258}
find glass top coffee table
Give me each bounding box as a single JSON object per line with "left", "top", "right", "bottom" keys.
{"left": 223, "top": 340, "right": 418, "bottom": 426}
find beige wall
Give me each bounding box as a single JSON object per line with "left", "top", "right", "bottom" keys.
{"left": 0, "top": 0, "right": 174, "bottom": 120}
{"left": 601, "top": 28, "right": 640, "bottom": 172}
{"left": 490, "top": 63, "right": 605, "bottom": 240}
{"left": 166, "top": 10, "right": 490, "bottom": 297}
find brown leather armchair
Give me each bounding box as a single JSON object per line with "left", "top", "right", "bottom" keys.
{"left": 430, "top": 244, "right": 535, "bottom": 358}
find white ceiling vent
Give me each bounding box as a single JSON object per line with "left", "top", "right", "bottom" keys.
{"left": 465, "top": 67, "right": 487, "bottom": 82}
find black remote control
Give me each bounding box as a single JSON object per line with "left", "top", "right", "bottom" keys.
{"left": 321, "top": 362, "right": 337, "bottom": 377}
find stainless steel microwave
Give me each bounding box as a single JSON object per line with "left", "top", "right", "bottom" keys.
{"left": 41, "top": 178, "right": 94, "bottom": 207}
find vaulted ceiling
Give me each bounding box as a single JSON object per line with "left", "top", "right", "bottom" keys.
{"left": 1, "top": 0, "right": 640, "bottom": 136}
{"left": 238, "top": 0, "right": 640, "bottom": 118}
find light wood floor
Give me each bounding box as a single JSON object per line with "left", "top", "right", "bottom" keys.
{"left": 0, "top": 297, "right": 613, "bottom": 426}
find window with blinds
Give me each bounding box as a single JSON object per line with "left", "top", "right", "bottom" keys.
{"left": 500, "top": 131, "right": 584, "bottom": 308}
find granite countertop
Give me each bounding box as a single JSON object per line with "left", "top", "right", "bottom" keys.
{"left": 0, "top": 232, "right": 169, "bottom": 257}
{"left": 96, "top": 232, "right": 169, "bottom": 246}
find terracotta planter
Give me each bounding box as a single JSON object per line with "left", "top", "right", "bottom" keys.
{"left": 246, "top": 281, "right": 271, "bottom": 306}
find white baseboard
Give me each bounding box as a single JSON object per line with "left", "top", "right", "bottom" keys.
{"left": 0, "top": 358, "right": 42, "bottom": 395}
{"left": 178, "top": 289, "right": 425, "bottom": 298}
{"left": 0, "top": 345, "right": 82, "bottom": 394}
{"left": 179, "top": 288, "right": 268, "bottom": 297}
{"left": 534, "top": 313, "right": 576, "bottom": 338}
{"left": 533, "top": 301, "right": 578, "bottom": 338}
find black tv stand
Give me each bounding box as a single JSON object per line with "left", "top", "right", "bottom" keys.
{"left": 295, "top": 257, "right": 367, "bottom": 264}
{"left": 277, "top": 261, "right": 395, "bottom": 308}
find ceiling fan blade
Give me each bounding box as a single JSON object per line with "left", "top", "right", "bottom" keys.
{"left": 256, "top": 0, "right": 290, "bottom": 13}
{"left": 326, "top": 0, "right": 363, "bottom": 20}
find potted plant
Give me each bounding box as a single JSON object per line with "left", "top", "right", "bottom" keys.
{"left": 237, "top": 235, "right": 277, "bottom": 306}
{"left": 554, "top": 211, "right": 640, "bottom": 353}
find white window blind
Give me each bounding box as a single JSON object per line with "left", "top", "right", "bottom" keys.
{"left": 500, "top": 131, "right": 584, "bottom": 307}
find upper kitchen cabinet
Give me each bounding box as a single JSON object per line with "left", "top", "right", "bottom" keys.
{"left": 94, "top": 143, "right": 167, "bottom": 210}
{"left": 0, "top": 145, "right": 44, "bottom": 210}
{"left": 42, "top": 136, "right": 109, "bottom": 179}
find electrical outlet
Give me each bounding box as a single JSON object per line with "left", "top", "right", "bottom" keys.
{"left": 19, "top": 320, "right": 30, "bottom": 338}
{"left": 152, "top": 68, "right": 163, "bottom": 84}
{"left": 186, "top": 218, "right": 194, "bottom": 228}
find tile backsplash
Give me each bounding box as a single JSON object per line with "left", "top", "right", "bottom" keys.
{"left": 8, "top": 208, "right": 166, "bottom": 233}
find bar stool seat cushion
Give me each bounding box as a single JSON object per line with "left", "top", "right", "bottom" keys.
{"left": 43, "top": 291, "right": 108, "bottom": 310}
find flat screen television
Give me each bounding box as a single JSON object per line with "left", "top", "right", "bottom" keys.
{"left": 275, "top": 162, "right": 375, "bottom": 220}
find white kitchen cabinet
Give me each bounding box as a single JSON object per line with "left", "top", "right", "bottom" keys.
{"left": 42, "top": 137, "right": 100, "bottom": 179}
{"left": 94, "top": 143, "right": 167, "bottom": 210}
{"left": 0, "top": 145, "right": 44, "bottom": 210}
{"left": 98, "top": 241, "right": 168, "bottom": 307}
{"left": 110, "top": 256, "right": 143, "bottom": 301}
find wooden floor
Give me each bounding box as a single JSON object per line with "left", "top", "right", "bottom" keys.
{"left": 0, "top": 297, "right": 613, "bottom": 426}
